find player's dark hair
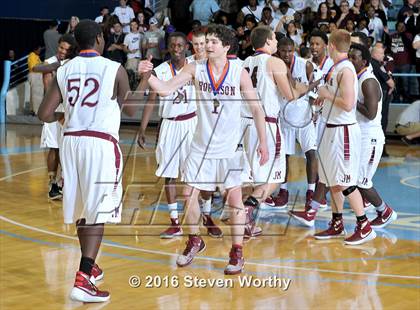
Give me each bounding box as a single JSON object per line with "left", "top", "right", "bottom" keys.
{"left": 167, "top": 31, "right": 187, "bottom": 45}
{"left": 351, "top": 31, "right": 369, "bottom": 47}
{"left": 350, "top": 43, "right": 371, "bottom": 65}
{"left": 250, "top": 25, "right": 273, "bottom": 49}
{"left": 58, "top": 34, "right": 78, "bottom": 58}
{"left": 74, "top": 19, "right": 103, "bottom": 49}
{"left": 277, "top": 36, "right": 295, "bottom": 48}
{"left": 309, "top": 29, "right": 328, "bottom": 45}
{"left": 206, "top": 24, "right": 234, "bottom": 47}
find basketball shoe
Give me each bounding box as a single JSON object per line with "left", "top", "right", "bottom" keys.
{"left": 203, "top": 214, "right": 223, "bottom": 238}
{"left": 314, "top": 218, "right": 346, "bottom": 239}
{"left": 90, "top": 263, "right": 104, "bottom": 283}
{"left": 70, "top": 271, "right": 110, "bottom": 303}
{"left": 265, "top": 189, "right": 288, "bottom": 209}
{"left": 48, "top": 182, "right": 62, "bottom": 200}
{"left": 289, "top": 203, "right": 317, "bottom": 227}
{"left": 344, "top": 220, "right": 376, "bottom": 245}
{"left": 370, "top": 205, "right": 397, "bottom": 229}
{"left": 176, "top": 235, "right": 206, "bottom": 267}
{"left": 224, "top": 245, "right": 244, "bottom": 275}
{"left": 160, "top": 218, "right": 183, "bottom": 239}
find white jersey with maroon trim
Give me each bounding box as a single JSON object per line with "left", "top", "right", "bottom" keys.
{"left": 356, "top": 69, "right": 384, "bottom": 135}
{"left": 242, "top": 53, "right": 284, "bottom": 118}
{"left": 310, "top": 55, "right": 334, "bottom": 85}
{"left": 322, "top": 59, "right": 358, "bottom": 125}
{"left": 56, "top": 55, "right": 121, "bottom": 141}
{"left": 45, "top": 55, "right": 66, "bottom": 112}
{"left": 154, "top": 59, "right": 197, "bottom": 118}
{"left": 192, "top": 59, "right": 243, "bottom": 159}
{"left": 290, "top": 55, "right": 308, "bottom": 84}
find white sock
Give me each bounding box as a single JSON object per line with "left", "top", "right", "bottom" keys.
{"left": 202, "top": 199, "right": 212, "bottom": 215}
{"left": 376, "top": 201, "right": 386, "bottom": 212}
{"left": 168, "top": 202, "right": 178, "bottom": 219}
{"left": 280, "top": 183, "right": 288, "bottom": 190}
{"left": 308, "top": 183, "right": 316, "bottom": 191}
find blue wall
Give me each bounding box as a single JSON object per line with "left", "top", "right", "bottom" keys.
{"left": 2, "top": 0, "right": 118, "bottom": 20}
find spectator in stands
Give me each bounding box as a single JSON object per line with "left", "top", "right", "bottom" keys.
{"left": 143, "top": 17, "right": 165, "bottom": 67}
{"left": 326, "top": 0, "right": 340, "bottom": 17}
{"left": 345, "top": 19, "right": 355, "bottom": 34}
{"left": 237, "top": 0, "right": 263, "bottom": 25}
{"left": 95, "top": 6, "right": 110, "bottom": 24}
{"left": 218, "top": 0, "right": 239, "bottom": 26}
{"left": 137, "top": 12, "right": 148, "bottom": 32}
{"left": 370, "top": 0, "right": 388, "bottom": 27}
{"left": 189, "top": 0, "right": 220, "bottom": 25}
{"left": 27, "top": 46, "right": 43, "bottom": 115}
{"left": 391, "top": 21, "right": 416, "bottom": 103}
{"left": 244, "top": 15, "right": 258, "bottom": 31}
{"left": 186, "top": 20, "right": 202, "bottom": 42}
{"left": 351, "top": 0, "right": 364, "bottom": 15}
{"left": 44, "top": 20, "right": 60, "bottom": 59}
{"left": 313, "top": 2, "right": 331, "bottom": 29}
{"left": 413, "top": 33, "right": 420, "bottom": 95}
{"left": 8, "top": 50, "right": 15, "bottom": 62}
{"left": 124, "top": 19, "right": 143, "bottom": 89}
{"left": 286, "top": 22, "right": 303, "bottom": 48}
{"left": 129, "top": 0, "right": 145, "bottom": 15}
{"left": 397, "top": 0, "right": 418, "bottom": 24}
{"left": 113, "top": 0, "right": 135, "bottom": 34}
{"left": 371, "top": 42, "right": 395, "bottom": 150}
{"left": 356, "top": 17, "right": 370, "bottom": 37}
{"left": 260, "top": 6, "right": 281, "bottom": 31}
{"left": 367, "top": 4, "right": 384, "bottom": 43}
{"left": 395, "top": 100, "right": 420, "bottom": 143}
{"left": 167, "top": 0, "right": 193, "bottom": 34}
{"left": 239, "top": 29, "right": 254, "bottom": 59}
{"left": 66, "top": 16, "right": 80, "bottom": 35}
{"left": 105, "top": 21, "right": 126, "bottom": 64}
{"left": 274, "top": 2, "right": 296, "bottom": 20}
{"left": 336, "top": 1, "right": 356, "bottom": 29}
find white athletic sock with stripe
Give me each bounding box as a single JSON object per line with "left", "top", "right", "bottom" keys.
{"left": 202, "top": 199, "right": 212, "bottom": 215}
{"left": 280, "top": 183, "right": 288, "bottom": 190}
{"left": 308, "top": 183, "right": 316, "bottom": 191}
{"left": 168, "top": 203, "right": 178, "bottom": 219}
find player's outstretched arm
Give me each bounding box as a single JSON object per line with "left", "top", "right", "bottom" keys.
{"left": 38, "top": 76, "right": 63, "bottom": 123}
{"left": 137, "top": 72, "right": 157, "bottom": 148}
{"left": 240, "top": 69, "right": 268, "bottom": 165}
{"left": 115, "top": 65, "right": 150, "bottom": 117}
{"left": 357, "top": 78, "right": 381, "bottom": 120}
{"left": 32, "top": 62, "right": 60, "bottom": 74}
{"left": 138, "top": 57, "right": 195, "bottom": 97}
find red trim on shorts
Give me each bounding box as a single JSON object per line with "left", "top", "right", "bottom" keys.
{"left": 63, "top": 130, "right": 121, "bottom": 189}
{"left": 165, "top": 111, "right": 196, "bottom": 121}
{"left": 265, "top": 117, "right": 281, "bottom": 158}
{"left": 343, "top": 125, "right": 350, "bottom": 161}
{"left": 369, "top": 146, "right": 376, "bottom": 165}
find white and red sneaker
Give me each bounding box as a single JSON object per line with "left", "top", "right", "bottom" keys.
{"left": 344, "top": 220, "right": 377, "bottom": 245}
{"left": 160, "top": 218, "right": 183, "bottom": 239}
{"left": 314, "top": 218, "right": 346, "bottom": 239}
{"left": 90, "top": 263, "right": 104, "bottom": 283}
{"left": 363, "top": 199, "right": 375, "bottom": 213}
{"left": 244, "top": 204, "right": 262, "bottom": 239}
{"left": 176, "top": 235, "right": 206, "bottom": 267}
{"left": 319, "top": 198, "right": 328, "bottom": 210}
{"left": 224, "top": 245, "right": 244, "bottom": 275}
{"left": 370, "top": 205, "right": 397, "bottom": 229}
{"left": 272, "top": 189, "right": 289, "bottom": 208}
{"left": 289, "top": 205, "right": 317, "bottom": 227}
{"left": 70, "top": 271, "right": 110, "bottom": 303}
{"left": 305, "top": 190, "right": 314, "bottom": 207}
{"left": 203, "top": 214, "right": 223, "bottom": 238}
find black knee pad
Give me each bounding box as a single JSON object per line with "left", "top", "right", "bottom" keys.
{"left": 244, "top": 196, "right": 259, "bottom": 208}
{"left": 342, "top": 186, "right": 357, "bottom": 196}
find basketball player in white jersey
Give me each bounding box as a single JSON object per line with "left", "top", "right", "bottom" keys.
{"left": 348, "top": 43, "right": 397, "bottom": 228}
{"left": 187, "top": 28, "right": 207, "bottom": 62}
{"left": 289, "top": 30, "right": 333, "bottom": 226}
{"left": 139, "top": 24, "right": 269, "bottom": 274}
{"left": 313, "top": 30, "right": 376, "bottom": 245}
{"left": 240, "top": 26, "right": 309, "bottom": 238}
{"left": 35, "top": 34, "right": 76, "bottom": 200}
{"left": 137, "top": 32, "right": 222, "bottom": 238}
{"left": 273, "top": 37, "right": 318, "bottom": 209}
{"left": 38, "top": 20, "right": 147, "bottom": 302}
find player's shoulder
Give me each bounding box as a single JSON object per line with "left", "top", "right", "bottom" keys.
{"left": 45, "top": 56, "right": 58, "bottom": 64}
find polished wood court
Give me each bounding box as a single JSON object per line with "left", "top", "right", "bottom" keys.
{"left": 1, "top": 124, "right": 419, "bottom": 309}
